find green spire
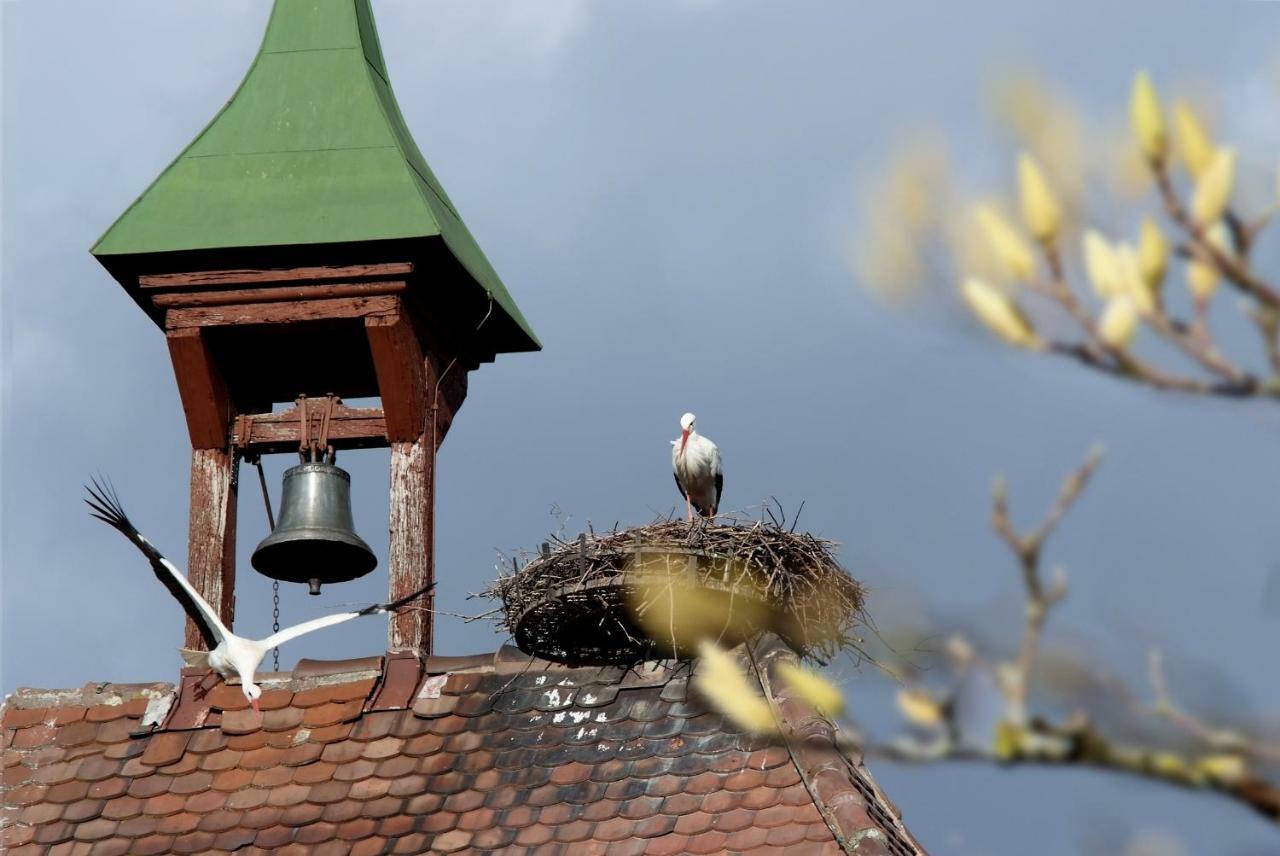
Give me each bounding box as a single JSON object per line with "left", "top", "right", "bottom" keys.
{"left": 93, "top": 0, "right": 536, "bottom": 350}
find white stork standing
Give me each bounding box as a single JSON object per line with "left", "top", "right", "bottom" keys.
{"left": 85, "top": 478, "right": 432, "bottom": 712}
{"left": 672, "top": 412, "right": 723, "bottom": 522}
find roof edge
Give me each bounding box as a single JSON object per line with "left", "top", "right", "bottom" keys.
{"left": 756, "top": 637, "right": 929, "bottom": 855}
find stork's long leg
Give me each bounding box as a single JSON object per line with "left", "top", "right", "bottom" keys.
{"left": 686, "top": 496, "right": 694, "bottom": 523}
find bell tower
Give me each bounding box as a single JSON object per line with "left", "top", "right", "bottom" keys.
{"left": 90, "top": 0, "right": 538, "bottom": 655}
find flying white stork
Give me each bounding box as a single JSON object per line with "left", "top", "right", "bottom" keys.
{"left": 672, "top": 412, "right": 723, "bottom": 522}
{"left": 84, "top": 478, "right": 432, "bottom": 712}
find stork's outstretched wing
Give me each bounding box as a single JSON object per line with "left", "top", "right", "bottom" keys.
{"left": 85, "top": 477, "right": 227, "bottom": 649}
{"left": 259, "top": 582, "right": 434, "bottom": 649}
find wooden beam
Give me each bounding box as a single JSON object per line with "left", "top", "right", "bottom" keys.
{"left": 166, "top": 328, "right": 234, "bottom": 450}
{"left": 185, "top": 448, "right": 238, "bottom": 651}
{"left": 365, "top": 313, "right": 428, "bottom": 443}
{"left": 231, "top": 405, "right": 389, "bottom": 455}
{"left": 381, "top": 348, "right": 468, "bottom": 653}
{"left": 140, "top": 262, "right": 413, "bottom": 289}
{"left": 153, "top": 281, "right": 405, "bottom": 309}
{"left": 388, "top": 438, "right": 433, "bottom": 654}
{"left": 165, "top": 295, "right": 400, "bottom": 329}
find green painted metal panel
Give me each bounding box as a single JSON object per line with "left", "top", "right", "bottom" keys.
{"left": 185, "top": 52, "right": 396, "bottom": 156}
{"left": 260, "top": 0, "right": 361, "bottom": 53}
{"left": 92, "top": 0, "right": 537, "bottom": 349}
{"left": 99, "top": 149, "right": 434, "bottom": 253}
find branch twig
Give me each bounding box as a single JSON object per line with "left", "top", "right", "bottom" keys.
{"left": 1153, "top": 161, "right": 1280, "bottom": 309}
{"left": 879, "top": 454, "right": 1280, "bottom": 825}
{"left": 866, "top": 730, "right": 1280, "bottom": 823}
{"left": 990, "top": 447, "right": 1100, "bottom": 720}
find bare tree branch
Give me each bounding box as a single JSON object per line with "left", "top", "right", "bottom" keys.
{"left": 876, "top": 452, "right": 1280, "bottom": 825}
{"left": 867, "top": 731, "right": 1280, "bottom": 823}
{"left": 990, "top": 448, "right": 1099, "bottom": 721}
{"left": 1153, "top": 161, "right": 1280, "bottom": 310}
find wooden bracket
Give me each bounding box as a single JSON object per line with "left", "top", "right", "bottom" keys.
{"left": 166, "top": 328, "right": 233, "bottom": 450}
{"left": 365, "top": 311, "right": 428, "bottom": 443}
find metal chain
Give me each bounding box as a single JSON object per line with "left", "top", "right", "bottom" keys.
{"left": 246, "top": 453, "right": 281, "bottom": 672}
{"left": 272, "top": 580, "right": 281, "bottom": 671}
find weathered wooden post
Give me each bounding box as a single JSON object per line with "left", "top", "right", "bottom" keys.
{"left": 90, "top": 0, "right": 538, "bottom": 655}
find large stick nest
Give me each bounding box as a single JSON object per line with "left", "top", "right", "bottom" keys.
{"left": 484, "top": 516, "right": 867, "bottom": 665}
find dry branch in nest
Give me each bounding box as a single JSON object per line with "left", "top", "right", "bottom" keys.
{"left": 484, "top": 515, "right": 868, "bottom": 666}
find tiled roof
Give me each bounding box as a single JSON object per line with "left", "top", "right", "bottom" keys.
{"left": 2, "top": 636, "right": 925, "bottom": 855}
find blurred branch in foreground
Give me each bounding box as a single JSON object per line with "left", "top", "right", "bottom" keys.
{"left": 855, "top": 70, "right": 1280, "bottom": 400}
{"left": 868, "top": 452, "right": 1280, "bottom": 824}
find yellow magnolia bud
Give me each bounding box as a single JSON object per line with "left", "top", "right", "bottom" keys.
{"left": 1082, "top": 229, "right": 1122, "bottom": 299}
{"left": 975, "top": 205, "right": 1036, "bottom": 281}
{"left": 1206, "top": 220, "right": 1231, "bottom": 253}
{"left": 778, "top": 662, "right": 845, "bottom": 717}
{"left": 626, "top": 563, "right": 764, "bottom": 653}
{"left": 694, "top": 640, "right": 778, "bottom": 734}
{"left": 1152, "top": 752, "right": 1192, "bottom": 779}
{"left": 1138, "top": 217, "right": 1168, "bottom": 289}
{"left": 1191, "top": 148, "right": 1236, "bottom": 225}
{"left": 1130, "top": 71, "right": 1167, "bottom": 161}
{"left": 993, "top": 721, "right": 1021, "bottom": 760}
{"left": 1173, "top": 101, "right": 1214, "bottom": 177}
{"left": 895, "top": 687, "right": 944, "bottom": 729}
{"left": 1017, "top": 153, "right": 1062, "bottom": 243}
{"left": 1188, "top": 221, "right": 1230, "bottom": 300}
{"left": 961, "top": 277, "right": 1041, "bottom": 349}
{"left": 1114, "top": 243, "right": 1156, "bottom": 313}
{"left": 1098, "top": 296, "right": 1140, "bottom": 350}
{"left": 1196, "top": 753, "right": 1247, "bottom": 785}
{"left": 1187, "top": 261, "right": 1219, "bottom": 300}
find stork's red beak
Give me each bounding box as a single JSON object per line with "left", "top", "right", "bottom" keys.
{"left": 679, "top": 429, "right": 689, "bottom": 455}
{"left": 251, "top": 699, "right": 261, "bottom": 714}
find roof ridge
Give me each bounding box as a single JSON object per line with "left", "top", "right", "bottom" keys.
{"left": 2, "top": 682, "right": 173, "bottom": 711}
{"left": 0, "top": 647, "right": 661, "bottom": 712}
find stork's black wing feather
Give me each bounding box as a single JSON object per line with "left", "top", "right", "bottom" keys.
{"left": 357, "top": 582, "right": 436, "bottom": 616}
{"left": 673, "top": 472, "right": 688, "bottom": 501}
{"left": 84, "top": 477, "right": 220, "bottom": 649}
{"left": 714, "top": 471, "right": 723, "bottom": 510}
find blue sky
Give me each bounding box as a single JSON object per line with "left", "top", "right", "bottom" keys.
{"left": 3, "top": 2, "right": 1279, "bottom": 852}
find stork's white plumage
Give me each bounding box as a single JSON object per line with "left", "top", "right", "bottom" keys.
{"left": 672, "top": 412, "right": 723, "bottom": 522}
{"left": 85, "top": 479, "right": 431, "bottom": 712}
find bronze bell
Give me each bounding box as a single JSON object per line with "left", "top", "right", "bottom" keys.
{"left": 251, "top": 462, "right": 377, "bottom": 595}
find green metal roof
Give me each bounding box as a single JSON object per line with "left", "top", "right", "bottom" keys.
{"left": 92, "top": 0, "right": 537, "bottom": 348}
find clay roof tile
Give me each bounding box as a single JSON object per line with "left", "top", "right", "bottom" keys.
{"left": 3, "top": 639, "right": 926, "bottom": 854}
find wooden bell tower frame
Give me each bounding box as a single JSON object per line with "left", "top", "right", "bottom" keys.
{"left": 147, "top": 262, "right": 472, "bottom": 654}
{"left": 91, "top": 0, "right": 538, "bottom": 657}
